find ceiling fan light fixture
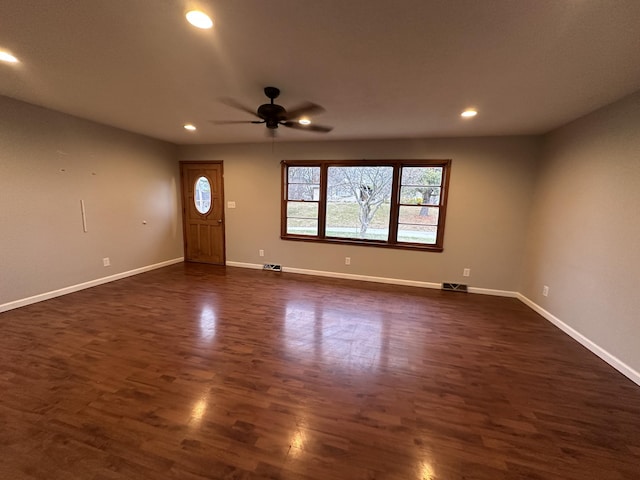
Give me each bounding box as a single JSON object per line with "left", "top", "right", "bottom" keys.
{"left": 461, "top": 109, "right": 478, "bottom": 118}
{"left": 184, "top": 124, "right": 197, "bottom": 131}
{"left": 0, "top": 51, "right": 19, "bottom": 63}
{"left": 186, "top": 11, "right": 213, "bottom": 29}
{"left": 298, "top": 118, "right": 311, "bottom": 125}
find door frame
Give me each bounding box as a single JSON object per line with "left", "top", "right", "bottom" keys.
{"left": 179, "top": 160, "right": 226, "bottom": 265}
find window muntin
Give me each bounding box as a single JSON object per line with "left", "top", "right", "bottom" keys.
{"left": 281, "top": 160, "right": 450, "bottom": 251}
{"left": 194, "top": 176, "right": 212, "bottom": 214}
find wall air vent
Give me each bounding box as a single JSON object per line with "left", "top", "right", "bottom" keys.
{"left": 263, "top": 264, "right": 282, "bottom": 272}
{"left": 442, "top": 282, "right": 468, "bottom": 293}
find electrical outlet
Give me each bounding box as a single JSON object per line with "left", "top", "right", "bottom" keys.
{"left": 542, "top": 285, "right": 549, "bottom": 297}
{"left": 259, "top": 249, "right": 264, "bottom": 257}
{"left": 103, "top": 257, "right": 110, "bottom": 267}
{"left": 345, "top": 257, "right": 351, "bottom": 265}
{"left": 463, "top": 268, "right": 470, "bottom": 277}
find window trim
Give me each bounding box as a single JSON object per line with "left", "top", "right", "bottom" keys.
{"left": 281, "top": 159, "right": 451, "bottom": 252}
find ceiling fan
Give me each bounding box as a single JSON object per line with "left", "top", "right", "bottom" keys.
{"left": 214, "top": 87, "right": 333, "bottom": 134}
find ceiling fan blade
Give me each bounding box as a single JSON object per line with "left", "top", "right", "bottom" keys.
{"left": 282, "top": 121, "right": 333, "bottom": 133}
{"left": 284, "top": 102, "right": 326, "bottom": 120}
{"left": 219, "top": 97, "right": 261, "bottom": 118}
{"left": 209, "top": 120, "right": 262, "bottom": 125}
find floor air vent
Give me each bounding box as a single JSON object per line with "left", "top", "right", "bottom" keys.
{"left": 442, "top": 282, "right": 468, "bottom": 293}
{"left": 263, "top": 264, "right": 282, "bottom": 272}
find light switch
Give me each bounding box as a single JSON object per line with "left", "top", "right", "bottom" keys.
{"left": 227, "top": 201, "right": 236, "bottom": 209}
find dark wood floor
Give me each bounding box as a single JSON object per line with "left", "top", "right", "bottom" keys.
{"left": 1, "top": 263, "right": 639, "bottom": 479}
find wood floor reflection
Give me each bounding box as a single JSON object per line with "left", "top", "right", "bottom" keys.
{"left": 1, "top": 263, "right": 639, "bottom": 479}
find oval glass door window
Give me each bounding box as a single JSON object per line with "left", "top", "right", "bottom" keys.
{"left": 194, "top": 176, "right": 212, "bottom": 214}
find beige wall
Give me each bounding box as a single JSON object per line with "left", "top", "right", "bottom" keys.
{"left": 179, "top": 136, "right": 539, "bottom": 291}
{"left": 522, "top": 91, "right": 640, "bottom": 373}
{"left": 0, "top": 96, "right": 184, "bottom": 306}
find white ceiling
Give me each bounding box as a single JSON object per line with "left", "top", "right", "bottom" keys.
{"left": 1, "top": 0, "right": 640, "bottom": 145}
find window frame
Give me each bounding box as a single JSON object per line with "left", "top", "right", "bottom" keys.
{"left": 281, "top": 159, "right": 451, "bottom": 252}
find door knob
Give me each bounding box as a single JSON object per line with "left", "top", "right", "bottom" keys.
{"left": 218, "top": 219, "right": 223, "bottom": 223}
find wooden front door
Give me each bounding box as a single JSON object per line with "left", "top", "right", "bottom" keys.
{"left": 180, "top": 162, "right": 225, "bottom": 265}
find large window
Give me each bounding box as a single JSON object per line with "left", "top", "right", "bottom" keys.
{"left": 281, "top": 160, "right": 451, "bottom": 251}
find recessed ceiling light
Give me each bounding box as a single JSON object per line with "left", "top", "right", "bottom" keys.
{"left": 186, "top": 11, "right": 213, "bottom": 29}
{"left": 0, "top": 52, "right": 19, "bottom": 63}
{"left": 461, "top": 109, "right": 478, "bottom": 118}
{"left": 298, "top": 119, "right": 311, "bottom": 125}
{"left": 184, "top": 124, "right": 197, "bottom": 131}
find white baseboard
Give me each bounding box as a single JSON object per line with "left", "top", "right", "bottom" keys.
{"left": 468, "top": 287, "right": 519, "bottom": 298}
{"left": 285, "top": 266, "right": 444, "bottom": 290}
{"left": 227, "top": 261, "right": 441, "bottom": 289}
{"left": 0, "top": 257, "right": 184, "bottom": 313}
{"left": 226, "top": 261, "right": 264, "bottom": 270}
{"left": 226, "top": 261, "right": 517, "bottom": 296}
{"left": 517, "top": 294, "right": 640, "bottom": 387}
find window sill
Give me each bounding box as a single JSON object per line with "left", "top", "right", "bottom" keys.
{"left": 280, "top": 235, "right": 444, "bottom": 252}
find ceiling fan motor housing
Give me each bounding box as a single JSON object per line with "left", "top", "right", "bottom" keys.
{"left": 216, "top": 86, "right": 332, "bottom": 133}
{"left": 258, "top": 103, "right": 287, "bottom": 128}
